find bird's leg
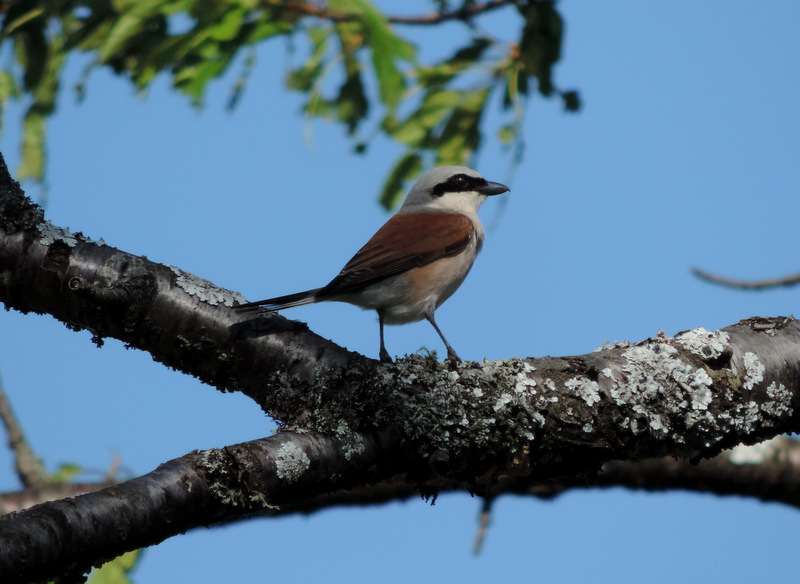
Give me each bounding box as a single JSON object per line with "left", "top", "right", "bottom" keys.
{"left": 425, "top": 313, "right": 461, "bottom": 364}
{"left": 378, "top": 311, "right": 393, "bottom": 363}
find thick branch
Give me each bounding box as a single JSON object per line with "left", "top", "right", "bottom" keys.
{"left": 2, "top": 149, "right": 800, "bottom": 473}
{"left": 256, "top": 436, "right": 800, "bottom": 513}
{"left": 0, "top": 152, "right": 359, "bottom": 409}
{"left": 0, "top": 431, "right": 402, "bottom": 583}
{"left": 3, "top": 432, "right": 800, "bottom": 582}
{"left": 3, "top": 154, "right": 800, "bottom": 579}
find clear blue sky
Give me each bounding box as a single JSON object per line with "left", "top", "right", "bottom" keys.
{"left": 1, "top": 2, "right": 798, "bottom": 582}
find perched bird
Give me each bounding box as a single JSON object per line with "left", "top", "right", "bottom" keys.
{"left": 236, "top": 166, "right": 509, "bottom": 363}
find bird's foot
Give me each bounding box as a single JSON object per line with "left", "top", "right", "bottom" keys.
{"left": 379, "top": 348, "right": 394, "bottom": 363}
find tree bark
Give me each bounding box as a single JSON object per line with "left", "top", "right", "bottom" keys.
{"left": 2, "top": 152, "right": 800, "bottom": 582}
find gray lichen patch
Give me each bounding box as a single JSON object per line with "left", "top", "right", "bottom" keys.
{"left": 614, "top": 338, "right": 717, "bottom": 442}
{"left": 274, "top": 442, "right": 310, "bottom": 483}
{"left": 514, "top": 361, "right": 537, "bottom": 394}
{"left": 741, "top": 352, "right": 765, "bottom": 391}
{"left": 566, "top": 377, "right": 601, "bottom": 406}
{"left": 674, "top": 327, "right": 731, "bottom": 361}
{"left": 37, "top": 222, "right": 79, "bottom": 247}
{"left": 168, "top": 265, "right": 242, "bottom": 306}
{"left": 393, "top": 357, "right": 544, "bottom": 476}
{"left": 36, "top": 221, "right": 107, "bottom": 248}
{"left": 335, "top": 421, "right": 367, "bottom": 461}
{"left": 763, "top": 381, "right": 793, "bottom": 420}
{"left": 727, "top": 402, "right": 761, "bottom": 435}
{"left": 198, "top": 448, "right": 241, "bottom": 506}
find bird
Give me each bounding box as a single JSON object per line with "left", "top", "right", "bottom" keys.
{"left": 235, "top": 166, "right": 509, "bottom": 363}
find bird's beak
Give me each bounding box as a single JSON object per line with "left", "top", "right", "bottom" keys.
{"left": 478, "top": 181, "right": 510, "bottom": 197}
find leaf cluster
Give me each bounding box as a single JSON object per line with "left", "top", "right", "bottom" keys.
{"left": 0, "top": 0, "right": 579, "bottom": 204}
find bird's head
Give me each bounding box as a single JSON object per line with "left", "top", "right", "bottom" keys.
{"left": 399, "top": 166, "right": 509, "bottom": 215}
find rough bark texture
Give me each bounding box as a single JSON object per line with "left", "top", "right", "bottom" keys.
{"left": 0, "top": 431, "right": 404, "bottom": 582}
{"left": 2, "top": 152, "right": 800, "bottom": 582}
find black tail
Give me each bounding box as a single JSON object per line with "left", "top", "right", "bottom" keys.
{"left": 235, "top": 288, "right": 322, "bottom": 312}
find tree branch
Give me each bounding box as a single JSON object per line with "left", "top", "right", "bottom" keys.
{"left": 0, "top": 430, "right": 403, "bottom": 583}
{"left": 255, "top": 436, "right": 800, "bottom": 513}
{"left": 693, "top": 267, "right": 800, "bottom": 290}
{"left": 2, "top": 147, "right": 800, "bottom": 475}
{"left": 3, "top": 152, "right": 800, "bottom": 580}
{"left": 599, "top": 436, "right": 800, "bottom": 507}
{"left": 0, "top": 481, "right": 120, "bottom": 516}
{"left": 0, "top": 374, "right": 48, "bottom": 487}
{"left": 273, "top": 0, "right": 514, "bottom": 26}
{"left": 4, "top": 432, "right": 800, "bottom": 582}
{"left": 514, "top": 435, "right": 800, "bottom": 508}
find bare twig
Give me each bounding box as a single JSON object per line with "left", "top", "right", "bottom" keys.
{"left": 517, "top": 436, "right": 800, "bottom": 509}
{"left": 693, "top": 267, "right": 800, "bottom": 290}
{"left": 0, "top": 373, "right": 48, "bottom": 487}
{"left": 272, "top": 0, "right": 514, "bottom": 25}
{"left": 472, "top": 497, "right": 493, "bottom": 555}
{"left": 0, "top": 481, "right": 119, "bottom": 515}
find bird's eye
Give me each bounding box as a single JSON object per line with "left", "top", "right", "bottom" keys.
{"left": 432, "top": 173, "right": 473, "bottom": 197}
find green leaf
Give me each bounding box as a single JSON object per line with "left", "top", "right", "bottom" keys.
{"left": 380, "top": 152, "right": 422, "bottom": 209}
{"left": 99, "top": 14, "right": 144, "bottom": 62}
{"left": 418, "top": 37, "right": 492, "bottom": 87}
{"left": 336, "top": 70, "right": 369, "bottom": 134}
{"left": 329, "top": 0, "right": 415, "bottom": 108}
{"left": 50, "top": 462, "right": 83, "bottom": 482}
{"left": 243, "top": 19, "right": 294, "bottom": 45}
{"left": 174, "top": 56, "right": 232, "bottom": 106}
{"left": 286, "top": 27, "right": 329, "bottom": 92}
{"left": 16, "top": 22, "right": 48, "bottom": 92}
{"left": 99, "top": 0, "right": 168, "bottom": 62}
{"left": 67, "top": 16, "right": 115, "bottom": 53}
{"left": 0, "top": 70, "right": 20, "bottom": 102}
{"left": 435, "top": 88, "right": 490, "bottom": 165}
{"left": 518, "top": 1, "right": 563, "bottom": 97}
{"left": 502, "top": 64, "right": 529, "bottom": 110}
{"left": 18, "top": 107, "right": 45, "bottom": 181}
{"left": 497, "top": 124, "right": 514, "bottom": 145}
{"left": 304, "top": 97, "right": 335, "bottom": 119}
{"left": 208, "top": 7, "right": 244, "bottom": 41}
{"left": 87, "top": 550, "right": 142, "bottom": 584}
{"left": 388, "top": 89, "right": 462, "bottom": 146}
{"left": 562, "top": 90, "right": 581, "bottom": 112}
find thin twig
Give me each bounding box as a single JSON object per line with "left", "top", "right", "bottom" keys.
{"left": 692, "top": 267, "right": 800, "bottom": 290}
{"left": 0, "top": 373, "right": 49, "bottom": 487}
{"left": 472, "top": 496, "right": 493, "bottom": 555}
{"left": 0, "top": 481, "right": 118, "bottom": 515}
{"left": 272, "top": 0, "right": 514, "bottom": 25}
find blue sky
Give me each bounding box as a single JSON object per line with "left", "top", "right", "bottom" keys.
{"left": 1, "top": 2, "right": 799, "bottom": 582}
